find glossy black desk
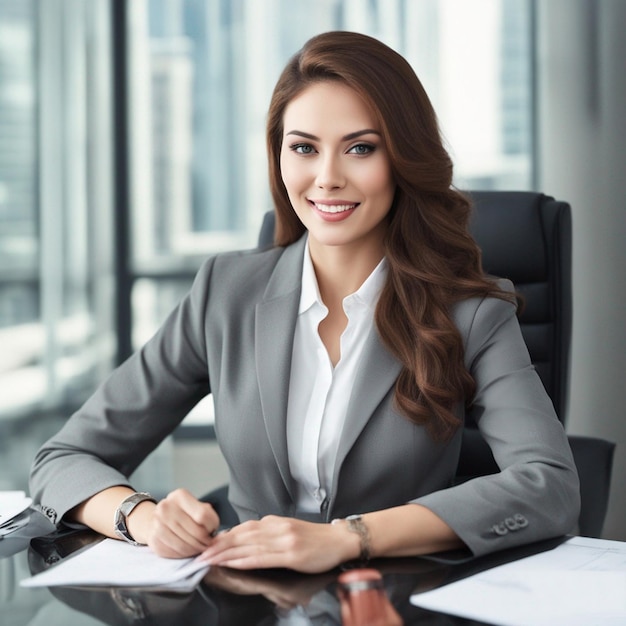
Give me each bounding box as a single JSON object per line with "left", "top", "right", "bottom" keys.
{"left": 1, "top": 510, "right": 563, "bottom": 626}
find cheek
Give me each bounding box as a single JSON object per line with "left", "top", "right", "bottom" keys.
{"left": 279, "top": 155, "right": 301, "bottom": 197}
{"left": 362, "top": 162, "right": 395, "bottom": 199}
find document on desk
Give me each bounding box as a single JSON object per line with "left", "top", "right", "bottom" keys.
{"left": 411, "top": 536, "right": 626, "bottom": 626}
{"left": 21, "top": 537, "right": 210, "bottom": 592}
{"left": 0, "top": 491, "right": 32, "bottom": 532}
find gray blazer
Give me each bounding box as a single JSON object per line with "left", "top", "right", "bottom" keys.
{"left": 30, "top": 236, "right": 580, "bottom": 557}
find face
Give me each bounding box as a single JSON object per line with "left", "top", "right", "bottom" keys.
{"left": 279, "top": 81, "right": 395, "bottom": 258}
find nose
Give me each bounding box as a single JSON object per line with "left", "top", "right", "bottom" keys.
{"left": 315, "top": 153, "right": 345, "bottom": 190}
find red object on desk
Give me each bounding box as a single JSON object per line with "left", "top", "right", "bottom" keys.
{"left": 337, "top": 568, "right": 403, "bottom": 625}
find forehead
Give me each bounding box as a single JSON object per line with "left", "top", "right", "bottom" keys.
{"left": 282, "top": 81, "right": 379, "bottom": 134}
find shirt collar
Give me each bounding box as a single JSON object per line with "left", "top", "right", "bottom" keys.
{"left": 352, "top": 255, "right": 387, "bottom": 310}
{"left": 299, "top": 239, "right": 324, "bottom": 315}
{"left": 298, "top": 237, "right": 387, "bottom": 315}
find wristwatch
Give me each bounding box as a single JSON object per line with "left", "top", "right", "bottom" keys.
{"left": 113, "top": 492, "right": 156, "bottom": 545}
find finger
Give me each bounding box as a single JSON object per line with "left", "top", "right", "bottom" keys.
{"left": 160, "top": 489, "right": 219, "bottom": 539}
{"left": 149, "top": 489, "right": 220, "bottom": 556}
{"left": 155, "top": 505, "right": 215, "bottom": 550}
{"left": 198, "top": 520, "right": 263, "bottom": 560}
{"left": 150, "top": 514, "right": 211, "bottom": 557}
{"left": 167, "top": 488, "right": 220, "bottom": 535}
{"left": 149, "top": 526, "right": 201, "bottom": 558}
{"left": 207, "top": 547, "right": 283, "bottom": 570}
{"left": 199, "top": 527, "right": 296, "bottom": 569}
{"left": 197, "top": 529, "right": 252, "bottom": 564}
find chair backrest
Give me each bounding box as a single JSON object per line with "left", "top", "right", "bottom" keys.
{"left": 455, "top": 191, "right": 572, "bottom": 478}
{"left": 466, "top": 192, "right": 614, "bottom": 537}
{"left": 468, "top": 191, "right": 572, "bottom": 422}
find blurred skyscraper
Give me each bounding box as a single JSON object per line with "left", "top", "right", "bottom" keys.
{"left": 0, "top": 0, "right": 37, "bottom": 328}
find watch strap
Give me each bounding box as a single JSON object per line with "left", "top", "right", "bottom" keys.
{"left": 113, "top": 492, "right": 156, "bottom": 545}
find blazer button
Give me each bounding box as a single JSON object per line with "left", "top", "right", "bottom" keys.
{"left": 514, "top": 513, "right": 528, "bottom": 528}
{"left": 491, "top": 522, "right": 508, "bottom": 536}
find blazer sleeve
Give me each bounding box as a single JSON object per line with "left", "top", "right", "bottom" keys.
{"left": 411, "top": 289, "right": 580, "bottom": 557}
{"left": 28, "top": 257, "right": 217, "bottom": 525}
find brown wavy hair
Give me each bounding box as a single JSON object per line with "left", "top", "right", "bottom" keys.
{"left": 266, "top": 31, "right": 514, "bottom": 440}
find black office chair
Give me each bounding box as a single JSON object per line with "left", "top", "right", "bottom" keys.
{"left": 463, "top": 191, "right": 614, "bottom": 538}
{"left": 255, "top": 191, "right": 615, "bottom": 537}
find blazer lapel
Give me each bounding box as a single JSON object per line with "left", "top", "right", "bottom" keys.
{"left": 331, "top": 326, "right": 402, "bottom": 493}
{"left": 255, "top": 236, "right": 306, "bottom": 502}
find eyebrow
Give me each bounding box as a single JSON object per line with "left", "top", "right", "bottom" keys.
{"left": 285, "top": 129, "right": 381, "bottom": 141}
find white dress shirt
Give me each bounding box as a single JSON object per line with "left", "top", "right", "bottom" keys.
{"left": 286, "top": 239, "right": 387, "bottom": 513}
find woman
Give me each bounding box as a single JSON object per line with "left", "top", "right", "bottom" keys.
{"left": 30, "top": 31, "right": 579, "bottom": 574}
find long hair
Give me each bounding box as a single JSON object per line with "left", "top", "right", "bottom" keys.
{"left": 266, "top": 31, "right": 514, "bottom": 440}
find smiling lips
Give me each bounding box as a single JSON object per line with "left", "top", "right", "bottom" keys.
{"left": 309, "top": 200, "right": 359, "bottom": 221}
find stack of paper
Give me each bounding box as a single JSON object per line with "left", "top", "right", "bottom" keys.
{"left": 0, "top": 490, "right": 33, "bottom": 537}
{"left": 21, "top": 537, "right": 210, "bottom": 592}
{"left": 411, "top": 536, "right": 626, "bottom": 626}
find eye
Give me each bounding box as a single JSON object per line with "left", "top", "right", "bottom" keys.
{"left": 290, "top": 143, "right": 316, "bottom": 155}
{"left": 348, "top": 143, "right": 375, "bottom": 155}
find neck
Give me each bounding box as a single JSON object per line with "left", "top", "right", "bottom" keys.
{"left": 308, "top": 238, "right": 384, "bottom": 305}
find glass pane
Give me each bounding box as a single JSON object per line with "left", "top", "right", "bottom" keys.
{"left": 0, "top": 0, "right": 116, "bottom": 419}
{"left": 0, "top": 0, "right": 37, "bottom": 323}
{"left": 412, "top": 0, "right": 533, "bottom": 189}
{"left": 132, "top": 276, "right": 215, "bottom": 425}
{"left": 132, "top": 277, "right": 194, "bottom": 348}
{"left": 0, "top": 0, "right": 39, "bottom": 415}
{"left": 0, "top": 0, "right": 37, "bottom": 280}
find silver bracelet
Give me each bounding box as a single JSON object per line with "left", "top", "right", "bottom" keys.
{"left": 332, "top": 514, "right": 371, "bottom": 561}
{"left": 113, "top": 492, "right": 156, "bottom": 545}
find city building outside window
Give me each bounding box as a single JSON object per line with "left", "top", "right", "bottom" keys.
{"left": 0, "top": 0, "right": 115, "bottom": 422}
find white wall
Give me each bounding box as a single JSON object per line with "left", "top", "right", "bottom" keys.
{"left": 537, "top": 0, "right": 626, "bottom": 540}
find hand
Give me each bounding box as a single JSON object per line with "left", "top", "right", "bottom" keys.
{"left": 129, "top": 488, "right": 220, "bottom": 558}
{"left": 198, "top": 515, "right": 360, "bottom": 573}
{"left": 203, "top": 567, "right": 336, "bottom": 611}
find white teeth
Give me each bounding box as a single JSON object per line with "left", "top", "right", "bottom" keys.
{"left": 313, "top": 203, "right": 357, "bottom": 213}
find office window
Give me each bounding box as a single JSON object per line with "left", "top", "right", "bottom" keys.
{"left": 124, "top": 0, "right": 534, "bottom": 427}
{"left": 0, "top": 0, "right": 38, "bottom": 406}
{"left": 0, "top": 0, "right": 115, "bottom": 420}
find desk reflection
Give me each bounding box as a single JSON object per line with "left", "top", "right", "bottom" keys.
{"left": 26, "top": 530, "right": 465, "bottom": 625}
{"left": 24, "top": 528, "right": 563, "bottom": 625}
{"left": 36, "top": 568, "right": 456, "bottom": 625}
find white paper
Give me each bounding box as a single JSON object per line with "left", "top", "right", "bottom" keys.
{"left": 411, "top": 536, "right": 626, "bottom": 626}
{"left": 21, "top": 537, "right": 210, "bottom": 592}
{"left": 0, "top": 490, "right": 32, "bottom": 526}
